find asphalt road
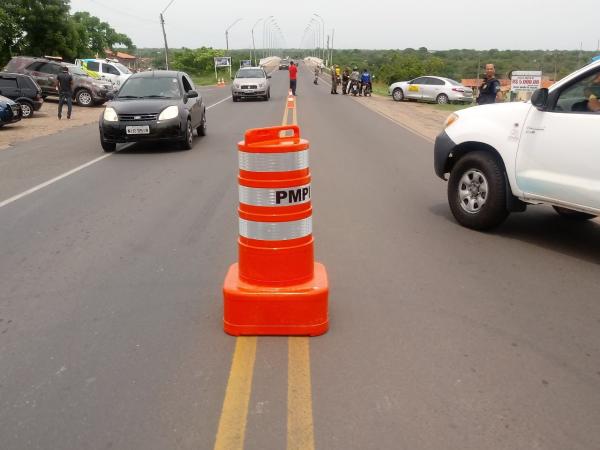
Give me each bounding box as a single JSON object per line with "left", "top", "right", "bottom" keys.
{"left": 1, "top": 63, "right": 599, "bottom": 450}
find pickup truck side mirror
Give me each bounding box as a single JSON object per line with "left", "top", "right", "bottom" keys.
{"left": 185, "top": 90, "right": 199, "bottom": 99}
{"left": 106, "top": 91, "right": 115, "bottom": 100}
{"left": 531, "top": 88, "right": 549, "bottom": 110}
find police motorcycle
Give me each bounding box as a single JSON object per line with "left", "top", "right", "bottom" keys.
{"left": 349, "top": 80, "right": 360, "bottom": 96}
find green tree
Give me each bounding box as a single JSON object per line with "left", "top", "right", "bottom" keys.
{"left": 71, "top": 11, "right": 133, "bottom": 57}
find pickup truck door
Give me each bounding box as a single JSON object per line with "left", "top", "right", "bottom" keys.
{"left": 516, "top": 71, "right": 600, "bottom": 210}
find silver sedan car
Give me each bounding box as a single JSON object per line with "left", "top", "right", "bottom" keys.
{"left": 232, "top": 67, "right": 271, "bottom": 102}
{"left": 388, "top": 76, "right": 473, "bottom": 104}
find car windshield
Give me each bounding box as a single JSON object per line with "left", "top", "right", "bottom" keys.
{"left": 114, "top": 63, "right": 132, "bottom": 74}
{"left": 117, "top": 77, "right": 181, "bottom": 99}
{"left": 236, "top": 69, "right": 265, "bottom": 79}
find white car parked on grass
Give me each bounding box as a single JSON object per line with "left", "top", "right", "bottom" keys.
{"left": 434, "top": 60, "right": 600, "bottom": 230}
{"left": 389, "top": 76, "right": 473, "bottom": 104}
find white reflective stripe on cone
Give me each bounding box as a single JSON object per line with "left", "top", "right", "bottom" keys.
{"left": 239, "top": 150, "right": 309, "bottom": 172}
{"left": 239, "top": 184, "right": 311, "bottom": 207}
{"left": 239, "top": 217, "right": 312, "bottom": 241}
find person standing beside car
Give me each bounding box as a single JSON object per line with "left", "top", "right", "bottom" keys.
{"left": 56, "top": 66, "right": 73, "bottom": 119}
{"left": 289, "top": 61, "right": 298, "bottom": 96}
{"left": 476, "top": 63, "right": 502, "bottom": 105}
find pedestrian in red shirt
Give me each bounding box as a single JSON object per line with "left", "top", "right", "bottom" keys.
{"left": 289, "top": 61, "right": 298, "bottom": 96}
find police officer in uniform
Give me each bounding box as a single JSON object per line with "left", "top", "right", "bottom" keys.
{"left": 330, "top": 66, "right": 338, "bottom": 94}
{"left": 477, "top": 64, "right": 502, "bottom": 105}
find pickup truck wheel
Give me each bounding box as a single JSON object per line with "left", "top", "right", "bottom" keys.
{"left": 448, "top": 151, "right": 509, "bottom": 230}
{"left": 76, "top": 89, "right": 93, "bottom": 106}
{"left": 552, "top": 206, "right": 597, "bottom": 221}
{"left": 392, "top": 88, "right": 404, "bottom": 101}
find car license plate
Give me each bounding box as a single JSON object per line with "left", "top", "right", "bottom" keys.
{"left": 126, "top": 125, "right": 150, "bottom": 135}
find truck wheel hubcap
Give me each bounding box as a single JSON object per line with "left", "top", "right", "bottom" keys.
{"left": 458, "top": 169, "right": 488, "bottom": 213}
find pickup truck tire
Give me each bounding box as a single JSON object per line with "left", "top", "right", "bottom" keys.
{"left": 448, "top": 151, "right": 509, "bottom": 230}
{"left": 76, "top": 89, "right": 93, "bottom": 107}
{"left": 552, "top": 206, "right": 597, "bottom": 221}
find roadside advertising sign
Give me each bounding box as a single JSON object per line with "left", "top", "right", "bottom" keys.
{"left": 511, "top": 71, "right": 542, "bottom": 92}
{"left": 214, "top": 57, "right": 232, "bottom": 68}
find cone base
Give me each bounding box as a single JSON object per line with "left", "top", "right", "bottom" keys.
{"left": 223, "top": 262, "right": 329, "bottom": 336}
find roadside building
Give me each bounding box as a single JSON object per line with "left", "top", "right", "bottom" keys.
{"left": 104, "top": 49, "right": 137, "bottom": 70}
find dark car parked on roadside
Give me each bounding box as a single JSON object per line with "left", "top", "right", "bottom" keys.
{"left": 0, "top": 72, "right": 43, "bottom": 118}
{"left": 0, "top": 95, "right": 23, "bottom": 127}
{"left": 3, "top": 56, "right": 114, "bottom": 107}
{"left": 99, "top": 70, "right": 206, "bottom": 152}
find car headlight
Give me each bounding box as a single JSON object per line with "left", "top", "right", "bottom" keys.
{"left": 258, "top": 82, "right": 265, "bottom": 88}
{"left": 158, "top": 105, "right": 179, "bottom": 121}
{"left": 234, "top": 83, "right": 241, "bottom": 89}
{"left": 103, "top": 107, "right": 118, "bottom": 122}
{"left": 444, "top": 113, "right": 458, "bottom": 129}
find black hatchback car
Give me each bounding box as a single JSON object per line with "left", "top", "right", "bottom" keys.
{"left": 99, "top": 71, "right": 206, "bottom": 152}
{"left": 0, "top": 72, "right": 43, "bottom": 118}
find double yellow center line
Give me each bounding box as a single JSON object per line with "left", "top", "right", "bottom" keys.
{"left": 213, "top": 93, "right": 315, "bottom": 450}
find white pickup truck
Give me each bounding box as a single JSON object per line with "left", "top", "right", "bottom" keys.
{"left": 434, "top": 60, "right": 600, "bottom": 230}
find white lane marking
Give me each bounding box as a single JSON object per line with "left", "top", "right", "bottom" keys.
{"left": 0, "top": 96, "right": 232, "bottom": 210}
{"left": 207, "top": 95, "right": 232, "bottom": 109}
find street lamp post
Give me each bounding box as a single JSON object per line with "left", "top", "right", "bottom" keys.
{"left": 251, "top": 18, "right": 263, "bottom": 66}
{"left": 225, "top": 18, "right": 242, "bottom": 52}
{"left": 262, "top": 16, "right": 274, "bottom": 59}
{"left": 313, "top": 14, "right": 325, "bottom": 64}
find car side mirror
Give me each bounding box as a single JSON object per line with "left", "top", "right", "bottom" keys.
{"left": 531, "top": 88, "right": 548, "bottom": 110}
{"left": 106, "top": 91, "right": 115, "bottom": 100}
{"left": 267, "top": 75, "right": 272, "bottom": 79}
{"left": 185, "top": 90, "right": 199, "bottom": 99}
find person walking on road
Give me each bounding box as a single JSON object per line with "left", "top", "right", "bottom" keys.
{"left": 56, "top": 66, "right": 73, "bottom": 119}
{"left": 330, "top": 66, "right": 338, "bottom": 94}
{"left": 289, "top": 61, "right": 298, "bottom": 96}
{"left": 476, "top": 63, "right": 502, "bottom": 105}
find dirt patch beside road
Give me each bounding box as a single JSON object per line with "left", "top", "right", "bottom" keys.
{"left": 352, "top": 94, "right": 453, "bottom": 142}
{"left": 0, "top": 100, "right": 102, "bottom": 150}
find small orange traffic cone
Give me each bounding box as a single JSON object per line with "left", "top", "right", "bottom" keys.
{"left": 287, "top": 89, "right": 295, "bottom": 108}
{"left": 223, "top": 125, "right": 329, "bottom": 336}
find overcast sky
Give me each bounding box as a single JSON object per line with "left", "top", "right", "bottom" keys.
{"left": 71, "top": 0, "right": 600, "bottom": 51}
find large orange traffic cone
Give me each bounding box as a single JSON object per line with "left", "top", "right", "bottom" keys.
{"left": 223, "top": 125, "right": 329, "bottom": 336}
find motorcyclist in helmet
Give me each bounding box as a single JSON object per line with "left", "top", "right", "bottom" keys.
{"left": 360, "top": 68, "right": 372, "bottom": 96}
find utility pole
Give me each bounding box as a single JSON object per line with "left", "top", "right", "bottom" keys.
{"left": 160, "top": 13, "right": 169, "bottom": 70}
{"left": 159, "top": 0, "right": 177, "bottom": 70}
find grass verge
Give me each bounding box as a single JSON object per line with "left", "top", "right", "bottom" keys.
{"left": 431, "top": 103, "right": 475, "bottom": 112}
{"left": 192, "top": 72, "right": 229, "bottom": 86}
